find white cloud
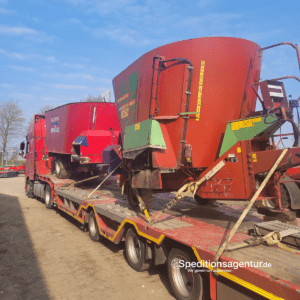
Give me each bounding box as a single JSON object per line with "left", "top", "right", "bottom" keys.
{"left": 52, "top": 83, "right": 89, "bottom": 90}
{"left": 65, "top": 73, "right": 94, "bottom": 80}
{"left": 93, "top": 26, "right": 152, "bottom": 46}
{"left": 31, "top": 86, "right": 44, "bottom": 92}
{"left": 242, "top": 29, "right": 283, "bottom": 43}
{"left": 198, "top": 0, "right": 213, "bottom": 8}
{"left": 0, "top": 25, "right": 55, "bottom": 42}
{"left": 62, "top": 63, "right": 85, "bottom": 69}
{"left": 0, "top": 25, "right": 39, "bottom": 35}
{"left": 8, "top": 92, "right": 36, "bottom": 101}
{"left": 0, "top": 7, "right": 15, "bottom": 14}
{"left": 9, "top": 65, "right": 35, "bottom": 72}
{"left": 0, "top": 49, "right": 57, "bottom": 62}
{"left": 0, "top": 83, "right": 13, "bottom": 88}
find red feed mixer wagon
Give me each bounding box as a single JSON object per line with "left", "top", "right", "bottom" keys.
{"left": 113, "top": 37, "right": 300, "bottom": 215}
{"left": 21, "top": 102, "right": 120, "bottom": 179}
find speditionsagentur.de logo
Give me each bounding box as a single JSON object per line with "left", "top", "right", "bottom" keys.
{"left": 171, "top": 259, "right": 272, "bottom": 271}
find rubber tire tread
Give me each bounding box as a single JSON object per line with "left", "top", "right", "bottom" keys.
{"left": 88, "top": 211, "right": 100, "bottom": 242}
{"left": 44, "top": 185, "right": 53, "bottom": 209}
{"left": 26, "top": 180, "right": 34, "bottom": 198}
{"left": 55, "top": 158, "right": 72, "bottom": 179}
{"left": 139, "top": 189, "right": 153, "bottom": 210}
{"left": 125, "top": 227, "right": 151, "bottom": 272}
{"left": 168, "top": 248, "right": 209, "bottom": 300}
{"left": 194, "top": 195, "right": 210, "bottom": 206}
{"left": 127, "top": 184, "right": 139, "bottom": 208}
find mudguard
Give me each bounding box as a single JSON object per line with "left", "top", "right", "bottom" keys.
{"left": 281, "top": 176, "right": 300, "bottom": 209}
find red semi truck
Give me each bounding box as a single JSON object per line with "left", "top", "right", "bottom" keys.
{"left": 21, "top": 37, "right": 300, "bottom": 300}
{"left": 20, "top": 102, "right": 120, "bottom": 179}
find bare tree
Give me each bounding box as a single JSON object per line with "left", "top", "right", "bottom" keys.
{"left": 38, "top": 104, "right": 54, "bottom": 114}
{"left": 27, "top": 104, "right": 54, "bottom": 132}
{"left": 0, "top": 99, "right": 25, "bottom": 164}
{"left": 80, "top": 94, "right": 103, "bottom": 102}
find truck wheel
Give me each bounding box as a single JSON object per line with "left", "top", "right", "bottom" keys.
{"left": 26, "top": 180, "right": 34, "bottom": 198}
{"left": 55, "top": 158, "right": 72, "bottom": 179}
{"left": 194, "top": 195, "right": 210, "bottom": 206}
{"left": 44, "top": 185, "right": 53, "bottom": 209}
{"left": 168, "top": 248, "right": 207, "bottom": 300}
{"left": 88, "top": 211, "right": 101, "bottom": 242}
{"left": 125, "top": 227, "right": 151, "bottom": 272}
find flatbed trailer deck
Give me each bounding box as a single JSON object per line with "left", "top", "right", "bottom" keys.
{"left": 27, "top": 174, "right": 300, "bottom": 300}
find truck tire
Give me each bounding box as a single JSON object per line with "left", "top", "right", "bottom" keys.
{"left": 26, "top": 179, "right": 34, "bottom": 198}
{"left": 125, "top": 227, "right": 151, "bottom": 272}
{"left": 55, "top": 158, "right": 72, "bottom": 179}
{"left": 44, "top": 185, "right": 53, "bottom": 209}
{"left": 168, "top": 248, "right": 208, "bottom": 300}
{"left": 88, "top": 211, "right": 101, "bottom": 242}
{"left": 194, "top": 195, "right": 210, "bottom": 206}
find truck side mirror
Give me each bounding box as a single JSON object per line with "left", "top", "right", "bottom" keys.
{"left": 20, "top": 141, "right": 25, "bottom": 151}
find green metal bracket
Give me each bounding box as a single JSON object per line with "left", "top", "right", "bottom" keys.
{"left": 179, "top": 112, "right": 199, "bottom": 116}
{"left": 123, "top": 119, "right": 166, "bottom": 153}
{"left": 219, "top": 114, "right": 282, "bottom": 157}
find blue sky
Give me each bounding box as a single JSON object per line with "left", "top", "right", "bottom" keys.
{"left": 0, "top": 0, "right": 299, "bottom": 147}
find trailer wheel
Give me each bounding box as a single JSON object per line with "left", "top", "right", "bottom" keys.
{"left": 168, "top": 248, "right": 208, "bottom": 300}
{"left": 26, "top": 180, "right": 34, "bottom": 198}
{"left": 125, "top": 227, "right": 151, "bottom": 272}
{"left": 44, "top": 185, "right": 53, "bottom": 209}
{"left": 88, "top": 211, "right": 101, "bottom": 242}
{"left": 194, "top": 195, "right": 210, "bottom": 206}
{"left": 55, "top": 158, "right": 72, "bottom": 179}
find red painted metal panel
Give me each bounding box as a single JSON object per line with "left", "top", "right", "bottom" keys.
{"left": 113, "top": 37, "right": 262, "bottom": 169}
{"left": 45, "top": 102, "right": 120, "bottom": 156}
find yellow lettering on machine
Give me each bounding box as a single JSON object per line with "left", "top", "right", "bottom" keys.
{"left": 121, "top": 108, "right": 129, "bottom": 119}
{"left": 117, "top": 93, "right": 129, "bottom": 103}
{"left": 252, "top": 153, "right": 257, "bottom": 162}
{"left": 231, "top": 117, "right": 262, "bottom": 131}
{"left": 237, "top": 147, "right": 241, "bottom": 153}
{"left": 196, "top": 60, "right": 205, "bottom": 121}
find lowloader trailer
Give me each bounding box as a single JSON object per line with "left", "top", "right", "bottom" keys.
{"left": 23, "top": 172, "right": 300, "bottom": 300}
{"left": 22, "top": 116, "right": 300, "bottom": 300}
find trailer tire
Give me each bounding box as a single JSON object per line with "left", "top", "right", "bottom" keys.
{"left": 168, "top": 248, "right": 208, "bottom": 300}
{"left": 125, "top": 227, "right": 151, "bottom": 272}
{"left": 44, "top": 185, "right": 53, "bottom": 209}
{"left": 55, "top": 158, "right": 72, "bottom": 179}
{"left": 194, "top": 195, "right": 210, "bottom": 206}
{"left": 26, "top": 180, "right": 34, "bottom": 198}
{"left": 88, "top": 211, "right": 101, "bottom": 242}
